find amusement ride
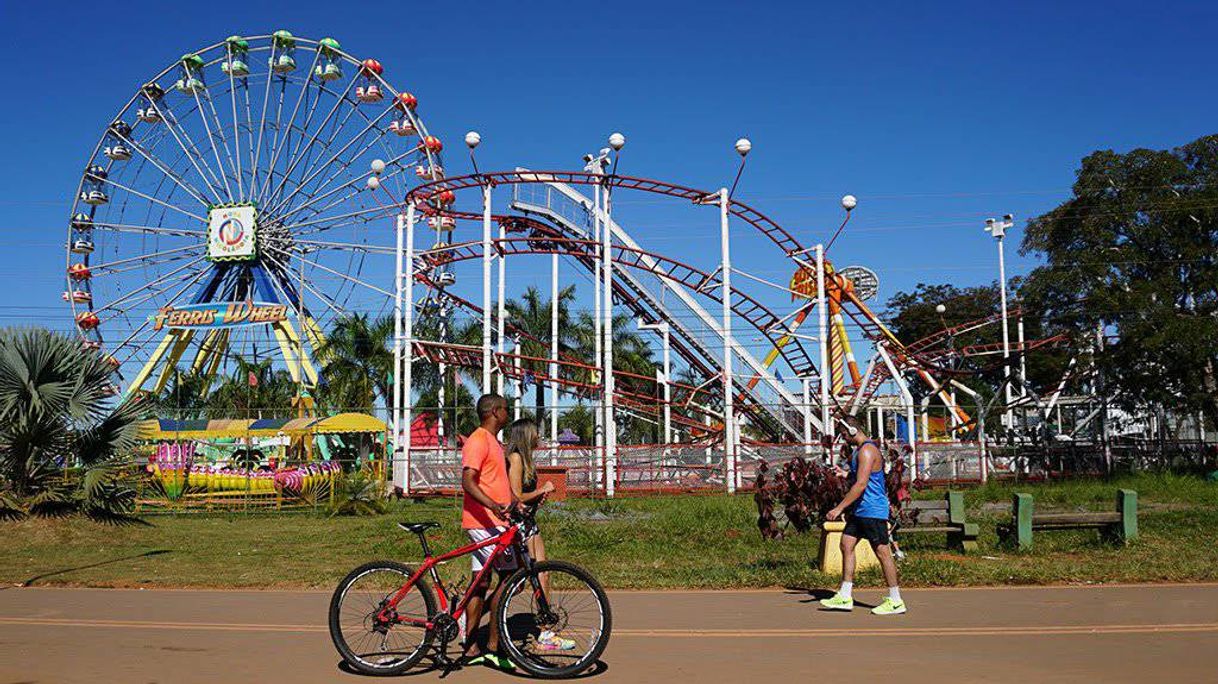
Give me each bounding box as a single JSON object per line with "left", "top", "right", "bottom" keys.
{"left": 65, "top": 31, "right": 1084, "bottom": 498}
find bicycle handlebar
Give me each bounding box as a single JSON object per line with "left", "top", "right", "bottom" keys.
{"left": 507, "top": 505, "right": 537, "bottom": 527}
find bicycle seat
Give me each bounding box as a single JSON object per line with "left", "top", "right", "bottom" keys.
{"left": 398, "top": 521, "right": 441, "bottom": 534}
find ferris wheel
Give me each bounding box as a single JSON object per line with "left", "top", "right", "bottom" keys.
{"left": 64, "top": 31, "right": 444, "bottom": 398}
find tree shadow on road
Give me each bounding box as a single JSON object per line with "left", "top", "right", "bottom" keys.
{"left": 12, "top": 549, "right": 171, "bottom": 588}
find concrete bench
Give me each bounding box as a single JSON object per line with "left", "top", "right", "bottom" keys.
{"left": 999, "top": 489, "right": 1138, "bottom": 550}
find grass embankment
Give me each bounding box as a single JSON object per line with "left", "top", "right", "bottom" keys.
{"left": 1, "top": 473, "right": 1215, "bottom": 590}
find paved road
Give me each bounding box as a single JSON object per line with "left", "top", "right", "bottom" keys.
{"left": 2, "top": 584, "right": 1216, "bottom": 683}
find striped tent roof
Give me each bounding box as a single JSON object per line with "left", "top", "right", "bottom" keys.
{"left": 137, "top": 413, "right": 386, "bottom": 440}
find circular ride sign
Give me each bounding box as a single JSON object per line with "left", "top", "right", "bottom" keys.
{"left": 208, "top": 203, "right": 258, "bottom": 261}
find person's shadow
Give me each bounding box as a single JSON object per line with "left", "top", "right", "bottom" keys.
{"left": 784, "top": 586, "right": 877, "bottom": 610}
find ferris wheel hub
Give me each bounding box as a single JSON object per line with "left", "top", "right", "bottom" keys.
{"left": 207, "top": 204, "right": 258, "bottom": 262}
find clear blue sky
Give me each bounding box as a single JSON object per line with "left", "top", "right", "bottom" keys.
{"left": 2, "top": 0, "right": 1214, "bottom": 336}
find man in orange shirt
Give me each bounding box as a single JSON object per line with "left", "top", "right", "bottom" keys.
{"left": 461, "top": 393, "right": 517, "bottom": 670}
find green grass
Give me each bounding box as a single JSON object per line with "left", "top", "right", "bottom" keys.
{"left": 2, "top": 473, "right": 1215, "bottom": 590}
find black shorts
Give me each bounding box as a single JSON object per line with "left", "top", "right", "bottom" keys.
{"left": 843, "top": 516, "right": 891, "bottom": 547}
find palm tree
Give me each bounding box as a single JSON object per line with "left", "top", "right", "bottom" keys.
{"left": 562, "top": 309, "right": 661, "bottom": 444}
{"left": 411, "top": 315, "right": 484, "bottom": 442}
{"left": 315, "top": 313, "right": 395, "bottom": 413}
{"left": 505, "top": 285, "right": 577, "bottom": 423}
{"left": 0, "top": 327, "right": 142, "bottom": 521}
{"left": 152, "top": 370, "right": 214, "bottom": 420}
{"left": 206, "top": 357, "right": 297, "bottom": 419}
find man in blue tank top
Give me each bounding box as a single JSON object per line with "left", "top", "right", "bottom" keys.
{"left": 819, "top": 413, "right": 906, "bottom": 615}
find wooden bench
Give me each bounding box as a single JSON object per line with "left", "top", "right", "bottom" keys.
{"left": 999, "top": 489, "right": 1138, "bottom": 550}
{"left": 895, "top": 491, "right": 979, "bottom": 553}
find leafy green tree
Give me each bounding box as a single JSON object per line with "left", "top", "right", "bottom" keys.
{"left": 884, "top": 281, "right": 1071, "bottom": 405}
{"left": 885, "top": 283, "right": 1002, "bottom": 348}
{"left": 0, "top": 327, "right": 143, "bottom": 522}
{"left": 315, "top": 313, "right": 394, "bottom": 413}
{"left": 1020, "top": 134, "right": 1218, "bottom": 426}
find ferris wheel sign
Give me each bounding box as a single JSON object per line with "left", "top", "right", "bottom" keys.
{"left": 151, "top": 301, "right": 289, "bottom": 331}
{"left": 208, "top": 203, "right": 258, "bottom": 261}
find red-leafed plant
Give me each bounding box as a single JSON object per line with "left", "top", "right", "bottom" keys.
{"left": 754, "top": 447, "right": 908, "bottom": 540}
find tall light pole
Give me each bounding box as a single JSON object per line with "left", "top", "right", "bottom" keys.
{"left": 638, "top": 320, "right": 672, "bottom": 444}
{"left": 471, "top": 132, "right": 493, "bottom": 395}
{"left": 985, "top": 214, "right": 1014, "bottom": 435}
{"left": 816, "top": 243, "right": 830, "bottom": 462}
{"left": 720, "top": 185, "right": 736, "bottom": 492}
{"left": 401, "top": 203, "right": 416, "bottom": 495}
{"left": 720, "top": 137, "right": 751, "bottom": 492}
{"left": 602, "top": 132, "right": 625, "bottom": 497}
{"left": 584, "top": 148, "right": 610, "bottom": 488}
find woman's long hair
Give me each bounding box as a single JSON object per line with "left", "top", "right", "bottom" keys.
{"left": 506, "top": 417, "right": 540, "bottom": 485}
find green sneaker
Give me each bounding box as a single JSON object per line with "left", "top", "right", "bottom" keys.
{"left": 818, "top": 593, "right": 854, "bottom": 611}
{"left": 482, "top": 653, "right": 515, "bottom": 671}
{"left": 871, "top": 597, "right": 907, "bottom": 615}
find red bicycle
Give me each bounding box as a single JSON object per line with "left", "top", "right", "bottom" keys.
{"left": 328, "top": 508, "right": 611, "bottom": 678}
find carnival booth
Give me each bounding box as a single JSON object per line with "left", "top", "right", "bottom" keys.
{"left": 137, "top": 413, "right": 388, "bottom": 508}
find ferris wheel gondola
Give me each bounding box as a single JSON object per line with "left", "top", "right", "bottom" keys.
{"left": 63, "top": 32, "right": 445, "bottom": 398}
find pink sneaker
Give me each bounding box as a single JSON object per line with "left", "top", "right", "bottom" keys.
{"left": 536, "top": 631, "right": 576, "bottom": 651}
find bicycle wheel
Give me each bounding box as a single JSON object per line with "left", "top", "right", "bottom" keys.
{"left": 329, "top": 560, "right": 436, "bottom": 676}
{"left": 496, "top": 560, "right": 611, "bottom": 678}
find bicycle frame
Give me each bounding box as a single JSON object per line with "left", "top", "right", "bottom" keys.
{"left": 379, "top": 523, "right": 539, "bottom": 631}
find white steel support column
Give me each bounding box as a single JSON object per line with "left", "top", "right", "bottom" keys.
{"left": 400, "top": 205, "right": 417, "bottom": 495}
{"left": 997, "top": 234, "right": 1012, "bottom": 431}
{"left": 877, "top": 343, "right": 917, "bottom": 481}
{"left": 949, "top": 379, "right": 985, "bottom": 483}
{"left": 592, "top": 183, "right": 603, "bottom": 489}
{"left": 641, "top": 321, "right": 672, "bottom": 445}
{"left": 816, "top": 244, "right": 831, "bottom": 462}
{"left": 481, "top": 184, "right": 493, "bottom": 394}
{"left": 719, "top": 188, "right": 737, "bottom": 493}
{"left": 392, "top": 211, "right": 405, "bottom": 491}
{"left": 1017, "top": 315, "right": 1027, "bottom": 436}
{"left": 661, "top": 327, "right": 671, "bottom": 445}
{"left": 549, "top": 252, "right": 559, "bottom": 464}
{"left": 512, "top": 338, "right": 522, "bottom": 420}
{"left": 603, "top": 181, "right": 617, "bottom": 497}
{"left": 437, "top": 358, "right": 446, "bottom": 444}
{"left": 802, "top": 377, "right": 813, "bottom": 456}
{"left": 921, "top": 395, "right": 931, "bottom": 442}
{"left": 848, "top": 356, "right": 877, "bottom": 416}
{"left": 949, "top": 389, "right": 960, "bottom": 438}
{"left": 497, "top": 218, "right": 507, "bottom": 395}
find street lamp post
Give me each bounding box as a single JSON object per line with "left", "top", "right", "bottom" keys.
{"left": 985, "top": 214, "right": 1015, "bottom": 435}
{"left": 603, "top": 133, "right": 625, "bottom": 497}
{"left": 584, "top": 148, "right": 610, "bottom": 490}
